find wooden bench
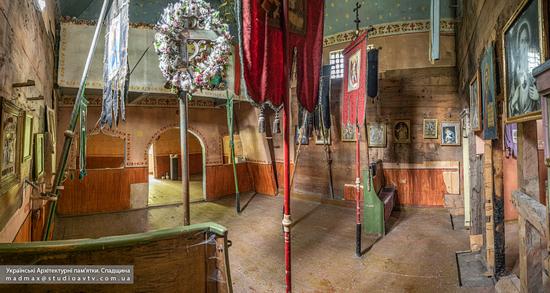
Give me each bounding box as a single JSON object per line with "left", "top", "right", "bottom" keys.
{"left": 363, "top": 161, "right": 396, "bottom": 236}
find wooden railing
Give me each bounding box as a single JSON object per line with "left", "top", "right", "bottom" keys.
{"left": 511, "top": 190, "right": 550, "bottom": 292}
{"left": 0, "top": 222, "right": 232, "bottom": 292}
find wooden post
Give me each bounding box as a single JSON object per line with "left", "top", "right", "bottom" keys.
{"left": 483, "top": 141, "right": 495, "bottom": 274}
{"left": 179, "top": 91, "right": 190, "bottom": 226}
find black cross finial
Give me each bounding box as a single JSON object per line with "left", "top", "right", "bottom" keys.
{"left": 353, "top": 2, "right": 362, "bottom": 35}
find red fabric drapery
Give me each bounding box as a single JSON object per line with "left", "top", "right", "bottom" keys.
{"left": 240, "top": 0, "right": 324, "bottom": 112}
{"left": 342, "top": 32, "right": 368, "bottom": 126}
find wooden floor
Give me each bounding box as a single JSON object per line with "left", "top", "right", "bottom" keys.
{"left": 147, "top": 174, "right": 204, "bottom": 206}
{"left": 54, "top": 194, "right": 495, "bottom": 292}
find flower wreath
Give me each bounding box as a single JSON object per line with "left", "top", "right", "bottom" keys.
{"left": 154, "top": 0, "right": 232, "bottom": 93}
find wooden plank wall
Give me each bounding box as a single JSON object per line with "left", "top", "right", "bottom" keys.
{"left": 384, "top": 169, "right": 448, "bottom": 207}
{"left": 205, "top": 163, "right": 254, "bottom": 200}
{"left": 247, "top": 162, "right": 277, "bottom": 196}
{"left": 58, "top": 167, "right": 148, "bottom": 215}
{"left": 280, "top": 66, "right": 462, "bottom": 201}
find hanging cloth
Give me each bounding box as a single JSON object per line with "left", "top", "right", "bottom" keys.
{"left": 79, "top": 96, "right": 88, "bottom": 180}
{"left": 99, "top": 0, "right": 130, "bottom": 128}
{"left": 342, "top": 32, "right": 368, "bottom": 129}
{"left": 367, "top": 49, "right": 379, "bottom": 99}
{"left": 238, "top": 0, "right": 325, "bottom": 125}
{"left": 318, "top": 64, "right": 332, "bottom": 130}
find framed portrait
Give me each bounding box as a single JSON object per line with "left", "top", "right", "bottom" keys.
{"left": 367, "top": 122, "right": 386, "bottom": 147}
{"left": 503, "top": 0, "right": 545, "bottom": 123}
{"left": 341, "top": 123, "right": 356, "bottom": 142}
{"left": 423, "top": 119, "right": 438, "bottom": 139}
{"left": 481, "top": 44, "right": 499, "bottom": 140}
{"left": 46, "top": 106, "right": 56, "bottom": 151}
{"left": 347, "top": 50, "right": 361, "bottom": 92}
{"left": 441, "top": 121, "right": 461, "bottom": 146}
{"left": 0, "top": 98, "right": 22, "bottom": 194}
{"left": 23, "top": 113, "right": 33, "bottom": 161}
{"left": 315, "top": 128, "right": 331, "bottom": 145}
{"left": 469, "top": 71, "right": 482, "bottom": 132}
{"left": 34, "top": 133, "right": 45, "bottom": 180}
{"left": 393, "top": 120, "right": 410, "bottom": 144}
{"left": 295, "top": 125, "right": 309, "bottom": 145}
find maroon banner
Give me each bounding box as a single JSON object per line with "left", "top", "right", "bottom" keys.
{"left": 341, "top": 32, "right": 368, "bottom": 131}
{"left": 240, "top": 0, "right": 324, "bottom": 112}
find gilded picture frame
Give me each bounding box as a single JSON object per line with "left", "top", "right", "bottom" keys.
{"left": 23, "top": 113, "right": 33, "bottom": 161}
{"left": 423, "top": 119, "right": 438, "bottom": 139}
{"left": 502, "top": 0, "right": 546, "bottom": 123}
{"left": 367, "top": 122, "right": 387, "bottom": 147}
{"left": 34, "top": 133, "right": 45, "bottom": 180}
{"left": 0, "top": 97, "right": 22, "bottom": 195}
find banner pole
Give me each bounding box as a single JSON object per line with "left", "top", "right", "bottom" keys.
{"left": 282, "top": 0, "right": 292, "bottom": 291}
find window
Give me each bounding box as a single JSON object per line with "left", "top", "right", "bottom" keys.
{"left": 329, "top": 50, "right": 344, "bottom": 79}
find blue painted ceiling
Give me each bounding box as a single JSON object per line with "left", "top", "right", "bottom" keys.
{"left": 59, "top": 0, "right": 455, "bottom": 36}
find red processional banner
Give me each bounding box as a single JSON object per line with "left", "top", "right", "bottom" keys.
{"left": 239, "top": 0, "right": 324, "bottom": 112}
{"left": 341, "top": 32, "right": 368, "bottom": 141}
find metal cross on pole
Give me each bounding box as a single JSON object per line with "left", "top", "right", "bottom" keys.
{"left": 353, "top": 2, "right": 362, "bottom": 36}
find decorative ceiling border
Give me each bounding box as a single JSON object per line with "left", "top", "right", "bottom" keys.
{"left": 323, "top": 18, "right": 456, "bottom": 47}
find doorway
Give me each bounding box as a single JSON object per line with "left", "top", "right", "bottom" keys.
{"left": 147, "top": 128, "right": 206, "bottom": 206}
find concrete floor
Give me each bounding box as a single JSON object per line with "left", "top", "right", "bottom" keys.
{"left": 147, "top": 174, "right": 204, "bottom": 206}
{"left": 54, "top": 194, "right": 492, "bottom": 292}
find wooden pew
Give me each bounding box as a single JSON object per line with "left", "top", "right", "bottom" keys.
{"left": 363, "top": 161, "right": 396, "bottom": 236}
{"left": 0, "top": 222, "right": 232, "bottom": 293}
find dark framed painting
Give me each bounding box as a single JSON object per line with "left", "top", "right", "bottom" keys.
{"left": 481, "top": 44, "right": 499, "bottom": 140}
{"left": 393, "top": 120, "right": 410, "bottom": 144}
{"left": 34, "top": 133, "right": 45, "bottom": 180}
{"left": 441, "top": 121, "right": 461, "bottom": 146}
{"left": 23, "top": 113, "right": 33, "bottom": 161}
{"left": 469, "top": 70, "right": 482, "bottom": 132}
{"left": 367, "top": 122, "right": 386, "bottom": 147}
{"left": 503, "top": 0, "right": 545, "bottom": 123}
{"left": 315, "top": 128, "right": 331, "bottom": 145}
{"left": 423, "top": 119, "right": 438, "bottom": 139}
{"left": 1, "top": 98, "right": 22, "bottom": 194}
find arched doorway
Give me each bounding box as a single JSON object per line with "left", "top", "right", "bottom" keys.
{"left": 147, "top": 128, "right": 206, "bottom": 206}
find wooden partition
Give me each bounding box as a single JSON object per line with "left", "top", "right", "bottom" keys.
{"left": 512, "top": 190, "right": 550, "bottom": 292}
{"left": 0, "top": 223, "right": 232, "bottom": 292}
{"left": 205, "top": 163, "right": 254, "bottom": 200}
{"left": 58, "top": 167, "right": 148, "bottom": 215}
{"left": 383, "top": 161, "right": 460, "bottom": 207}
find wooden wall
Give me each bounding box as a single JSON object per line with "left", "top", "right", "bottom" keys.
{"left": 247, "top": 162, "right": 278, "bottom": 196}
{"left": 205, "top": 163, "right": 254, "bottom": 199}
{"left": 0, "top": 0, "right": 57, "bottom": 241}
{"left": 276, "top": 65, "right": 462, "bottom": 205}
{"left": 58, "top": 168, "right": 148, "bottom": 215}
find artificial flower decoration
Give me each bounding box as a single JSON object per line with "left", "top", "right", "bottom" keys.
{"left": 154, "top": 0, "right": 232, "bottom": 93}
